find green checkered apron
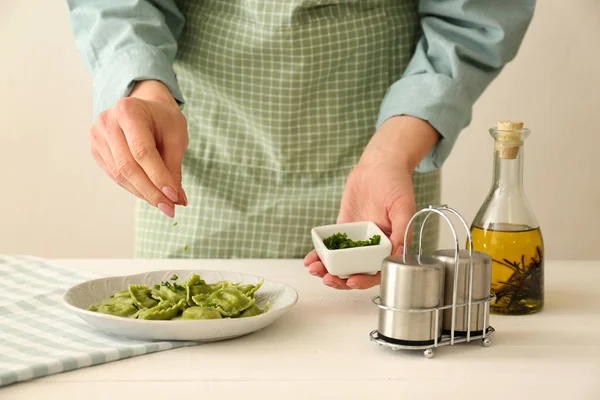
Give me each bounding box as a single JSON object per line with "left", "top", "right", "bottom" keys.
{"left": 134, "top": 0, "right": 441, "bottom": 259}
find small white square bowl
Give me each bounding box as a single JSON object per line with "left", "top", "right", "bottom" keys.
{"left": 311, "top": 221, "right": 392, "bottom": 279}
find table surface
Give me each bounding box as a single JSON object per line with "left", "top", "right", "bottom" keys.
{"left": 1, "top": 259, "right": 599, "bottom": 400}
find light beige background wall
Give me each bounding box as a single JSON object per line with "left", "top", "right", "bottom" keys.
{"left": 0, "top": 1, "right": 598, "bottom": 259}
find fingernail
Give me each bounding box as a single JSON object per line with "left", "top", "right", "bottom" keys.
{"left": 157, "top": 202, "right": 175, "bottom": 218}
{"left": 347, "top": 282, "right": 360, "bottom": 289}
{"left": 309, "top": 270, "right": 320, "bottom": 276}
{"left": 181, "top": 188, "right": 188, "bottom": 206}
{"left": 324, "top": 281, "right": 338, "bottom": 288}
{"left": 162, "top": 186, "right": 179, "bottom": 203}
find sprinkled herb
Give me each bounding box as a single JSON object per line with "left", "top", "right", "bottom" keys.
{"left": 173, "top": 283, "right": 185, "bottom": 291}
{"left": 173, "top": 222, "right": 178, "bottom": 227}
{"left": 184, "top": 245, "right": 189, "bottom": 252}
{"left": 155, "top": 276, "right": 185, "bottom": 293}
{"left": 323, "top": 232, "right": 381, "bottom": 250}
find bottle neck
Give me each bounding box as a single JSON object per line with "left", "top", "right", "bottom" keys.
{"left": 492, "top": 145, "right": 524, "bottom": 193}
{"left": 471, "top": 125, "right": 538, "bottom": 231}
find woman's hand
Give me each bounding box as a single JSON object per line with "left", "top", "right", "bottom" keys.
{"left": 304, "top": 116, "right": 439, "bottom": 290}
{"left": 89, "top": 80, "right": 189, "bottom": 218}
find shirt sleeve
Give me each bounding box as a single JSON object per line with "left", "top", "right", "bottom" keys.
{"left": 376, "top": 0, "right": 536, "bottom": 173}
{"left": 65, "top": 0, "right": 186, "bottom": 119}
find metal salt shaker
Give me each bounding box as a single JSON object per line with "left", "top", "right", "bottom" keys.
{"left": 431, "top": 249, "right": 492, "bottom": 336}
{"left": 370, "top": 205, "right": 497, "bottom": 357}
{"left": 378, "top": 254, "right": 445, "bottom": 345}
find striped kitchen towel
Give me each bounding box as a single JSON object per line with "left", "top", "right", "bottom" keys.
{"left": 0, "top": 255, "right": 196, "bottom": 387}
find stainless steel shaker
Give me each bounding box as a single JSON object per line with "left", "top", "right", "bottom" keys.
{"left": 370, "top": 205, "right": 496, "bottom": 358}
{"left": 432, "top": 249, "right": 492, "bottom": 336}
{"left": 378, "top": 254, "right": 445, "bottom": 345}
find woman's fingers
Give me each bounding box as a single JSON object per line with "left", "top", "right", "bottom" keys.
{"left": 388, "top": 196, "right": 416, "bottom": 255}
{"left": 306, "top": 258, "right": 380, "bottom": 290}
{"left": 106, "top": 131, "right": 175, "bottom": 217}
{"left": 320, "top": 272, "right": 379, "bottom": 290}
{"left": 116, "top": 98, "right": 185, "bottom": 206}
{"left": 306, "top": 260, "right": 326, "bottom": 277}
{"left": 303, "top": 250, "right": 319, "bottom": 266}
{"left": 160, "top": 129, "right": 189, "bottom": 207}
{"left": 90, "top": 129, "right": 145, "bottom": 200}
{"left": 322, "top": 274, "right": 351, "bottom": 290}
{"left": 346, "top": 273, "right": 381, "bottom": 289}
{"left": 306, "top": 261, "right": 350, "bottom": 290}
{"left": 95, "top": 108, "right": 175, "bottom": 217}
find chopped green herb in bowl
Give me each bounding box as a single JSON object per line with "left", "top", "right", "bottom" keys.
{"left": 311, "top": 221, "right": 392, "bottom": 278}
{"left": 322, "top": 232, "right": 381, "bottom": 250}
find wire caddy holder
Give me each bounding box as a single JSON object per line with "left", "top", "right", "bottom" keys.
{"left": 369, "top": 205, "right": 496, "bottom": 358}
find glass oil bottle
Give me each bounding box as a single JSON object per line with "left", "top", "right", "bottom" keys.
{"left": 468, "top": 121, "right": 544, "bottom": 315}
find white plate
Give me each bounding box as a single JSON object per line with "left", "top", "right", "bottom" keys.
{"left": 63, "top": 269, "right": 298, "bottom": 342}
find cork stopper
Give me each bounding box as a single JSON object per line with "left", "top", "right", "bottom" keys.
{"left": 494, "top": 120, "right": 524, "bottom": 159}
{"left": 497, "top": 120, "right": 524, "bottom": 131}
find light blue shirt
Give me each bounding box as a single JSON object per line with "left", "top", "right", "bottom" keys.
{"left": 65, "top": 0, "right": 535, "bottom": 172}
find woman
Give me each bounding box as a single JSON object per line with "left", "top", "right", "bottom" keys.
{"left": 66, "top": 0, "right": 535, "bottom": 290}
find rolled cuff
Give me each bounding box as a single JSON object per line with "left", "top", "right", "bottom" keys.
{"left": 376, "top": 73, "right": 473, "bottom": 173}
{"left": 92, "top": 45, "right": 185, "bottom": 120}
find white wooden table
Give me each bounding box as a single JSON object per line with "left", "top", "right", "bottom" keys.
{"left": 1, "top": 259, "right": 599, "bottom": 400}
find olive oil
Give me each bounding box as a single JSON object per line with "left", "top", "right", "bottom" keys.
{"left": 469, "top": 120, "right": 544, "bottom": 316}
{"left": 469, "top": 224, "right": 544, "bottom": 315}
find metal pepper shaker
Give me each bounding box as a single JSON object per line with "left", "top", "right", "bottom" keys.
{"left": 370, "top": 205, "right": 497, "bottom": 358}
{"left": 431, "top": 249, "right": 492, "bottom": 336}
{"left": 377, "top": 254, "right": 445, "bottom": 345}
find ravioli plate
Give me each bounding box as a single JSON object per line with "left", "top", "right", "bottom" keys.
{"left": 63, "top": 269, "right": 298, "bottom": 342}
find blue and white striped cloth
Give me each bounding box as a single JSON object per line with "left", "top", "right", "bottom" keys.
{"left": 0, "top": 256, "right": 196, "bottom": 387}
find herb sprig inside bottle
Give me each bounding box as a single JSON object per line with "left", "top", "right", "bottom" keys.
{"left": 323, "top": 232, "right": 381, "bottom": 250}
